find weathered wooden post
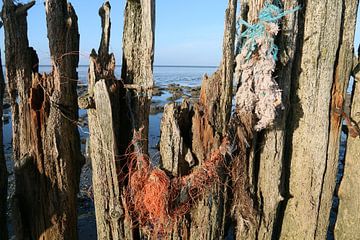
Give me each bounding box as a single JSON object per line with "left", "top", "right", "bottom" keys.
{"left": 79, "top": 2, "right": 129, "bottom": 239}
{"left": 80, "top": 0, "right": 156, "bottom": 239}
{"left": 159, "top": 0, "right": 237, "bottom": 239}
{"left": 236, "top": 0, "right": 299, "bottom": 238}
{"left": 278, "top": 1, "right": 357, "bottom": 239}
{"left": 233, "top": 0, "right": 359, "bottom": 239}
{"left": 120, "top": 1, "right": 155, "bottom": 238}
{"left": 0, "top": 45, "right": 8, "bottom": 240}
{"left": 2, "top": 0, "right": 83, "bottom": 238}
{"left": 230, "top": 1, "right": 301, "bottom": 239}
{"left": 121, "top": 0, "right": 155, "bottom": 154}
{"left": 335, "top": 46, "right": 360, "bottom": 238}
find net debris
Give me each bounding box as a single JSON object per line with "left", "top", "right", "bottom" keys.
{"left": 235, "top": 2, "right": 300, "bottom": 131}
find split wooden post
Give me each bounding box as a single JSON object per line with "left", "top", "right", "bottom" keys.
{"left": 2, "top": 0, "right": 83, "bottom": 238}
{"left": 81, "top": 2, "right": 131, "bottom": 239}
{"left": 159, "top": 0, "right": 237, "bottom": 238}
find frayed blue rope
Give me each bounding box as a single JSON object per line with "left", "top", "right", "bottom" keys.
{"left": 238, "top": 2, "right": 301, "bottom": 61}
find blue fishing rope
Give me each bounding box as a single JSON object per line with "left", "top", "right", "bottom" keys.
{"left": 238, "top": 2, "right": 301, "bottom": 61}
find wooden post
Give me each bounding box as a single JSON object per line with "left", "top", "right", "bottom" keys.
{"left": 81, "top": 2, "right": 130, "bottom": 239}
{"left": 119, "top": 1, "right": 155, "bottom": 238}
{"left": 80, "top": 0, "right": 156, "bottom": 239}
{"left": 234, "top": 1, "right": 299, "bottom": 239}
{"left": 189, "top": 1, "right": 237, "bottom": 239}
{"left": 121, "top": 0, "right": 155, "bottom": 153}
{"left": 2, "top": 0, "right": 83, "bottom": 238}
{"left": 316, "top": 0, "right": 359, "bottom": 238}
{"left": 252, "top": 0, "right": 300, "bottom": 238}
{"left": 229, "top": 2, "right": 264, "bottom": 239}
{"left": 0, "top": 46, "right": 8, "bottom": 240}
{"left": 278, "top": 1, "right": 357, "bottom": 239}
{"left": 159, "top": 0, "right": 237, "bottom": 238}
{"left": 231, "top": 0, "right": 358, "bottom": 239}
{"left": 335, "top": 40, "right": 360, "bottom": 240}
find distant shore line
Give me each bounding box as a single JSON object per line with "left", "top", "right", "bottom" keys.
{"left": 2, "top": 65, "right": 218, "bottom": 68}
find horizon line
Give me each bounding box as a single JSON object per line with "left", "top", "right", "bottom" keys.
{"left": 1, "top": 64, "right": 218, "bottom": 68}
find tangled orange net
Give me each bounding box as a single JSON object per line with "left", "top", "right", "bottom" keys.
{"left": 124, "top": 137, "right": 229, "bottom": 235}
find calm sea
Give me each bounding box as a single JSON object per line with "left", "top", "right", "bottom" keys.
{"left": 31, "top": 65, "right": 217, "bottom": 86}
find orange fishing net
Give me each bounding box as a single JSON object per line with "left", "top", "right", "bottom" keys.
{"left": 124, "top": 139, "right": 229, "bottom": 235}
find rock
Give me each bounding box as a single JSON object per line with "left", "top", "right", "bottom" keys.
{"left": 3, "top": 89, "right": 11, "bottom": 107}
{"left": 150, "top": 104, "right": 164, "bottom": 115}
{"left": 167, "top": 83, "right": 181, "bottom": 92}
{"left": 167, "top": 91, "right": 183, "bottom": 102}
{"left": 189, "top": 86, "right": 201, "bottom": 98}
{"left": 78, "top": 93, "right": 95, "bottom": 109}
{"left": 85, "top": 138, "right": 91, "bottom": 165}
{"left": 152, "top": 86, "right": 164, "bottom": 96}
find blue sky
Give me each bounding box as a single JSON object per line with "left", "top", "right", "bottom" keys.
{"left": 0, "top": 1, "right": 359, "bottom": 66}
{"left": 0, "top": 0, "right": 228, "bottom": 66}
{"left": 356, "top": 8, "right": 360, "bottom": 53}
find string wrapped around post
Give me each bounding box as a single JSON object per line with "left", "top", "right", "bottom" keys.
{"left": 235, "top": 2, "right": 300, "bottom": 131}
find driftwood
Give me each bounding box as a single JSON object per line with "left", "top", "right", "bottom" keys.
{"left": 2, "top": 0, "right": 83, "bottom": 239}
